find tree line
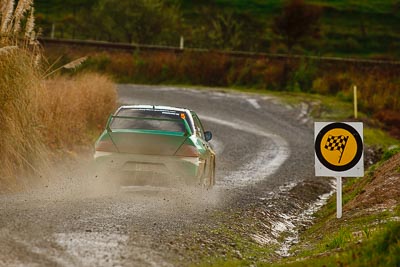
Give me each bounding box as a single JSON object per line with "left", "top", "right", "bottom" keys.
{"left": 34, "top": 0, "right": 321, "bottom": 53}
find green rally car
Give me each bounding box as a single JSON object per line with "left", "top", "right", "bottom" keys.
{"left": 94, "top": 105, "right": 215, "bottom": 188}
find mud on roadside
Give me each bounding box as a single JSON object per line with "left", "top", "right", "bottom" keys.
{"left": 151, "top": 177, "right": 333, "bottom": 266}
{"left": 156, "top": 147, "right": 387, "bottom": 266}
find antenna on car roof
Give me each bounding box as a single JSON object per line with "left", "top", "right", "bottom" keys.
{"left": 152, "top": 105, "right": 155, "bottom": 110}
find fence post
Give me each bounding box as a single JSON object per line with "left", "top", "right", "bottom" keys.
{"left": 353, "top": 85, "right": 358, "bottom": 119}
{"left": 51, "top": 24, "right": 55, "bottom": 39}
{"left": 180, "top": 36, "right": 184, "bottom": 50}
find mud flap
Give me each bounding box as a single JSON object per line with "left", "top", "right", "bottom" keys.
{"left": 201, "top": 159, "right": 214, "bottom": 190}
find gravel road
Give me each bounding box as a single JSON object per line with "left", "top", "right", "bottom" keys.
{"left": 0, "top": 86, "right": 332, "bottom": 266}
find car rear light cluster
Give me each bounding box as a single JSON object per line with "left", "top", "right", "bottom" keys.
{"left": 175, "top": 144, "right": 199, "bottom": 157}
{"left": 95, "top": 139, "right": 118, "bottom": 152}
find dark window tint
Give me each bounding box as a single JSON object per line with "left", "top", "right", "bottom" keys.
{"left": 110, "top": 109, "right": 189, "bottom": 133}
{"left": 192, "top": 115, "right": 205, "bottom": 139}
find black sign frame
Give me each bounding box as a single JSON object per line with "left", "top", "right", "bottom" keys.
{"left": 315, "top": 122, "right": 363, "bottom": 172}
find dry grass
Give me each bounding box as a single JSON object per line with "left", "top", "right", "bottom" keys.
{"left": 0, "top": 47, "right": 117, "bottom": 191}
{"left": 1, "top": 0, "right": 36, "bottom": 44}
{"left": 0, "top": 46, "right": 46, "bottom": 190}
{"left": 0, "top": 1, "right": 117, "bottom": 191}
{"left": 40, "top": 74, "right": 116, "bottom": 152}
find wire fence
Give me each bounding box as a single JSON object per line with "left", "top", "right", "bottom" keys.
{"left": 38, "top": 37, "right": 400, "bottom": 66}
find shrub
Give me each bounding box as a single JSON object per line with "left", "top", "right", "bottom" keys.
{"left": 262, "top": 61, "right": 288, "bottom": 90}
{"left": 374, "top": 110, "right": 400, "bottom": 138}
{"left": 40, "top": 73, "right": 117, "bottom": 151}
{"left": 287, "top": 59, "right": 317, "bottom": 92}
{"left": 83, "top": 53, "right": 112, "bottom": 73}
{"left": 312, "top": 72, "right": 354, "bottom": 96}
{"left": 312, "top": 77, "right": 329, "bottom": 94}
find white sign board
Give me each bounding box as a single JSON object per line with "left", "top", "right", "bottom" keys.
{"left": 315, "top": 122, "right": 364, "bottom": 177}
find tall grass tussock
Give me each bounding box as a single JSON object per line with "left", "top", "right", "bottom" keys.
{"left": 41, "top": 74, "right": 116, "bottom": 152}
{"left": 0, "top": 0, "right": 117, "bottom": 191}
{"left": 0, "top": 46, "right": 46, "bottom": 189}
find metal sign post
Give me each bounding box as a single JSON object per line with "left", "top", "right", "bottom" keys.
{"left": 336, "top": 176, "right": 342, "bottom": 218}
{"left": 314, "top": 122, "right": 364, "bottom": 219}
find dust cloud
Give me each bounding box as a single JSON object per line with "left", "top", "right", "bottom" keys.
{"left": 16, "top": 154, "right": 223, "bottom": 215}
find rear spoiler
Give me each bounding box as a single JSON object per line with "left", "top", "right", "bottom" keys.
{"left": 105, "top": 115, "right": 192, "bottom": 135}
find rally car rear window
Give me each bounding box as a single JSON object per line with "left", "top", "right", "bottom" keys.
{"left": 110, "top": 109, "right": 192, "bottom": 133}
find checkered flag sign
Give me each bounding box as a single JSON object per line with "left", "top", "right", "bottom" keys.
{"left": 324, "top": 135, "right": 349, "bottom": 163}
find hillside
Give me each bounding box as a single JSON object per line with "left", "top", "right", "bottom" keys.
{"left": 274, "top": 149, "right": 400, "bottom": 267}
{"left": 34, "top": 0, "right": 400, "bottom": 58}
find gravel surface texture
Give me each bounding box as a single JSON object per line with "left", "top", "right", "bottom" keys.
{"left": 0, "top": 86, "right": 333, "bottom": 266}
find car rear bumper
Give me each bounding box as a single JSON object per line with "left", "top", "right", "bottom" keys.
{"left": 94, "top": 152, "right": 205, "bottom": 184}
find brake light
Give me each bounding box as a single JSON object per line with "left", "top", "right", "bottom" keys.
{"left": 95, "top": 139, "right": 118, "bottom": 152}
{"left": 175, "top": 144, "right": 199, "bottom": 157}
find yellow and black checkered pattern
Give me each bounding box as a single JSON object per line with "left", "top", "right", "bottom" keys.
{"left": 324, "top": 135, "right": 349, "bottom": 153}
